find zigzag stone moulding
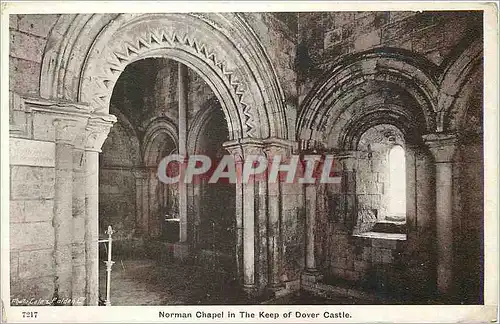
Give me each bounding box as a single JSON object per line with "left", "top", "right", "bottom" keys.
{"left": 96, "top": 30, "right": 245, "bottom": 111}
{"left": 83, "top": 22, "right": 254, "bottom": 137}
{"left": 62, "top": 13, "right": 292, "bottom": 142}
{"left": 41, "top": 13, "right": 289, "bottom": 140}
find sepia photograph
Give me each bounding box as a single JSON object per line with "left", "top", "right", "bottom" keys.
{"left": 1, "top": 1, "right": 498, "bottom": 322}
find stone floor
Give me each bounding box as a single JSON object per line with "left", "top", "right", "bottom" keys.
{"left": 98, "top": 259, "right": 249, "bottom": 305}
{"left": 98, "top": 258, "right": 367, "bottom": 305}
{"left": 263, "top": 290, "right": 367, "bottom": 305}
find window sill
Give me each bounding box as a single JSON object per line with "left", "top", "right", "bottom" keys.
{"left": 371, "top": 220, "right": 406, "bottom": 235}
{"left": 353, "top": 231, "right": 407, "bottom": 241}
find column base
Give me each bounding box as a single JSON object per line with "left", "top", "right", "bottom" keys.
{"left": 243, "top": 284, "right": 258, "bottom": 297}
{"left": 301, "top": 269, "right": 323, "bottom": 284}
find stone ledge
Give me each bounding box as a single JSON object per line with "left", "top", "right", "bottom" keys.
{"left": 353, "top": 232, "right": 407, "bottom": 241}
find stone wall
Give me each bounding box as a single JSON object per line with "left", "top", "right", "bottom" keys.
{"left": 296, "top": 11, "right": 483, "bottom": 105}
{"left": 99, "top": 121, "right": 138, "bottom": 248}
{"left": 8, "top": 12, "right": 484, "bottom": 303}
{"left": 455, "top": 141, "right": 483, "bottom": 303}
{"left": 9, "top": 14, "right": 59, "bottom": 96}
{"left": 9, "top": 89, "right": 104, "bottom": 304}
{"left": 10, "top": 136, "right": 56, "bottom": 301}
{"left": 280, "top": 182, "right": 305, "bottom": 283}
{"left": 243, "top": 13, "right": 298, "bottom": 140}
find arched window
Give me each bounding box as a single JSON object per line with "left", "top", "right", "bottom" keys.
{"left": 387, "top": 145, "right": 406, "bottom": 221}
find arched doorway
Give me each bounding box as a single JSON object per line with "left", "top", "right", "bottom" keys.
{"left": 297, "top": 48, "right": 438, "bottom": 301}
{"left": 188, "top": 99, "right": 237, "bottom": 279}
{"left": 97, "top": 56, "right": 244, "bottom": 304}
{"left": 99, "top": 107, "right": 142, "bottom": 258}
{"left": 41, "top": 13, "right": 290, "bottom": 301}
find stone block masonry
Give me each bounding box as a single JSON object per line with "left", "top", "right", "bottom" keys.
{"left": 7, "top": 11, "right": 485, "bottom": 305}
{"left": 9, "top": 14, "right": 59, "bottom": 96}
{"left": 9, "top": 138, "right": 57, "bottom": 301}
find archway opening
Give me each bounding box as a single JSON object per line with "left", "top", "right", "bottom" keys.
{"left": 387, "top": 145, "right": 406, "bottom": 220}
{"left": 354, "top": 123, "right": 408, "bottom": 235}
{"left": 192, "top": 100, "right": 237, "bottom": 278}
{"left": 98, "top": 57, "right": 239, "bottom": 305}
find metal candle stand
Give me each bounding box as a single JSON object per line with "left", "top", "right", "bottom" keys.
{"left": 98, "top": 225, "right": 115, "bottom": 306}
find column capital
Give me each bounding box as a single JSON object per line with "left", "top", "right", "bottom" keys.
{"left": 223, "top": 137, "right": 266, "bottom": 161}
{"left": 53, "top": 117, "right": 87, "bottom": 145}
{"left": 263, "top": 138, "right": 296, "bottom": 156}
{"left": 423, "top": 133, "right": 458, "bottom": 162}
{"left": 85, "top": 114, "right": 117, "bottom": 152}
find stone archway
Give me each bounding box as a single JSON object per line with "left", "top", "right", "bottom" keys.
{"left": 41, "top": 13, "right": 288, "bottom": 140}
{"left": 142, "top": 117, "right": 179, "bottom": 166}
{"left": 40, "top": 13, "right": 290, "bottom": 300}
{"left": 187, "top": 99, "right": 237, "bottom": 277}
{"left": 296, "top": 48, "right": 439, "bottom": 146}
{"left": 437, "top": 39, "right": 482, "bottom": 132}
{"left": 296, "top": 48, "right": 439, "bottom": 297}
{"left": 140, "top": 117, "right": 179, "bottom": 239}
{"left": 187, "top": 98, "right": 220, "bottom": 155}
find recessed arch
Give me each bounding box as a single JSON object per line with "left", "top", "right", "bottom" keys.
{"left": 108, "top": 105, "right": 142, "bottom": 166}
{"left": 337, "top": 107, "right": 424, "bottom": 151}
{"left": 40, "top": 13, "right": 288, "bottom": 140}
{"left": 437, "top": 38, "right": 482, "bottom": 132}
{"left": 187, "top": 97, "right": 223, "bottom": 155}
{"left": 142, "top": 117, "right": 179, "bottom": 167}
{"left": 297, "top": 48, "right": 439, "bottom": 146}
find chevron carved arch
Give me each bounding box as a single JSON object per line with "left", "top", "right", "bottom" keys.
{"left": 41, "top": 13, "right": 288, "bottom": 141}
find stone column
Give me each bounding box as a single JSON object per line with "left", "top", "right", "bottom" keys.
{"left": 338, "top": 151, "right": 359, "bottom": 231}
{"left": 231, "top": 157, "right": 245, "bottom": 285}
{"left": 303, "top": 183, "right": 320, "bottom": 276}
{"left": 224, "top": 138, "right": 266, "bottom": 294}
{"left": 148, "top": 167, "right": 160, "bottom": 237}
{"left": 264, "top": 139, "right": 294, "bottom": 289}
{"left": 53, "top": 118, "right": 85, "bottom": 301}
{"left": 142, "top": 169, "right": 151, "bottom": 235}
{"left": 192, "top": 182, "right": 202, "bottom": 248}
{"left": 256, "top": 159, "right": 269, "bottom": 290}
{"left": 84, "top": 116, "right": 115, "bottom": 305}
{"left": 243, "top": 176, "right": 256, "bottom": 293}
{"left": 178, "top": 62, "right": 188, "bottom": 243}
{"left": 72, "top": 128, "right": 88, "bottom": 303}
{"left": 300, "top": 145, "right": 327, "bottom": 283}
{"left": 424, "top": 133, "right": 457, "bottom": 296}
